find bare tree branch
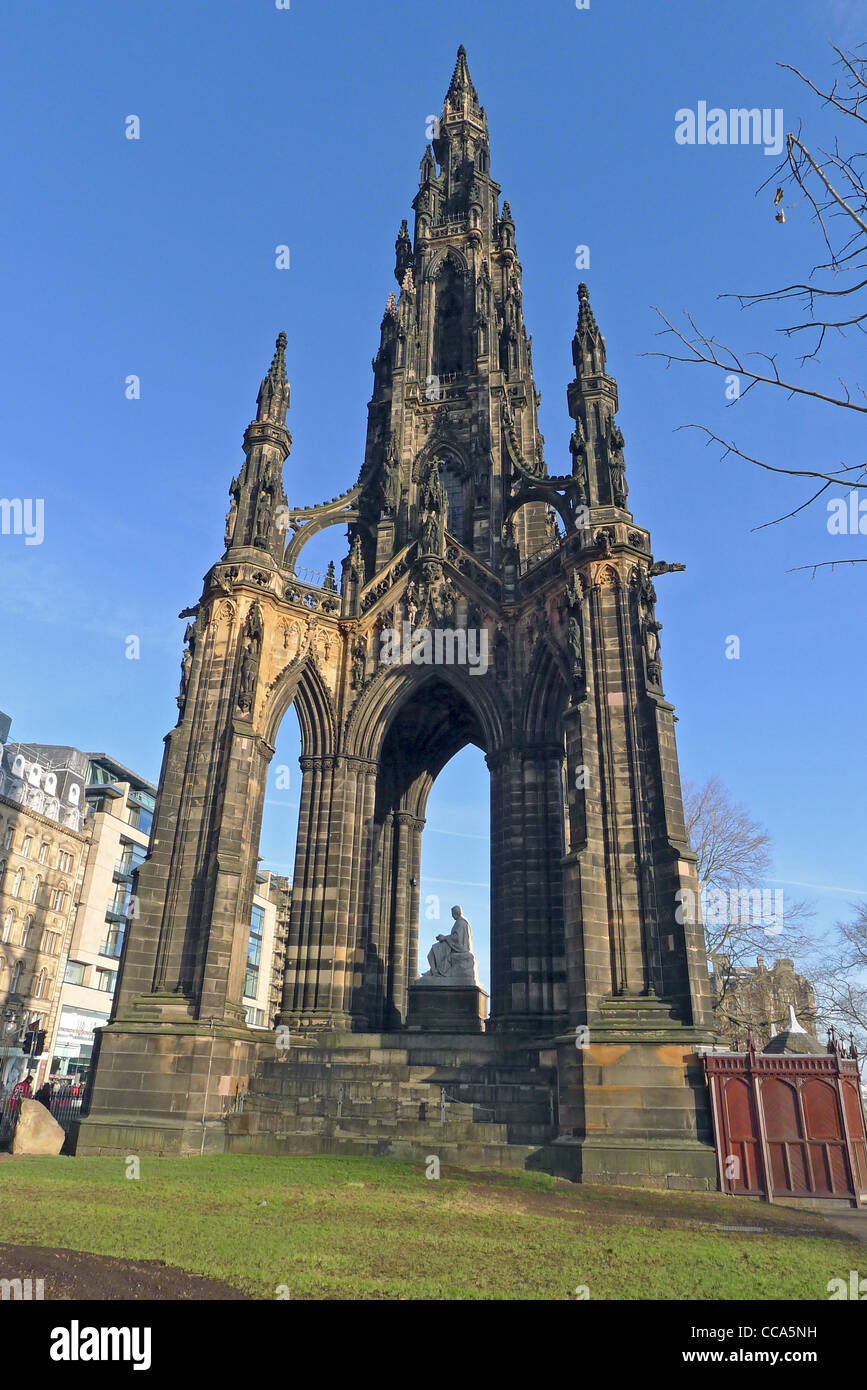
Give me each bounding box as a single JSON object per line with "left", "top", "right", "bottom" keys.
{"left": 648, "top": 309, "right": 867, "bottom": 414}
{"left": 751, "top": 480, "right": 833, "bottom": 531}
{"left": 676, "top": 423, "right": 867, "bottom": 487}
{"left": 786, "top": 559, "right": 867, "bottom": 575}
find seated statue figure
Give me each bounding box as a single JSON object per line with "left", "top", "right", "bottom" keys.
{"left": 420, "top": 905, "right": 478, "bottom": 986}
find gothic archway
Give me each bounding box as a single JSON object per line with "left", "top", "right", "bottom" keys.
{"left": 339, "top": 662, "right": 569, "bottom": 1032}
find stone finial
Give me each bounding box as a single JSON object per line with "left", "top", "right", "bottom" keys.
{"left": 256, "top": 331, "right": 290, "bottom": 425}
{"left": 572, "top": 281, "right": 606, "bottom": 376}
{"left": 395, "top": 218, "right": 413, "bottom": 285}
{"left": 446, "top": 44, "right": 479, "bottom": 111}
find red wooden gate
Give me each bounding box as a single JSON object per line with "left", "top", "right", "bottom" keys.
{"left": 705, "top": 1052, "right": 867, "bottom": 1204}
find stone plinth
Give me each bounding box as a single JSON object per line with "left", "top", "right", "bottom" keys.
{"left": 405, "top": 983, "right": 488, "bottom": 1033}
{"left": 548, "top": 996, "right": 718, "bottom": 1189}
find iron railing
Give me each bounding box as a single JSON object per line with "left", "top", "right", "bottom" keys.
{"left": 0, "top": 1086, "right": 84, "bottom": 1143}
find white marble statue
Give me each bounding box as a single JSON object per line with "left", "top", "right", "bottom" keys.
{"left": 419, "top": 905, "right": 479, "bottom": 986}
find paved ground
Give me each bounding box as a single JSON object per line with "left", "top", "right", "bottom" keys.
{"left": 818, "top": 1208, "right": 867, "bottom": 1242}
{"left": 0, "top": 1244, "right": 249, "bottom": 1300}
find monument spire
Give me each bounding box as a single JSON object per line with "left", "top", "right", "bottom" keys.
{"left": 567, "top": 282, "right": 629, "bottom": 511}
{"left": 572, "top": 282, "right": 606, "bottom": 377}
{"left": 353, "top": 47, "right": 549, "bottom": 572}
{"left": 223, "top": 331, "right": 291, "bottom": 559}
{"left": 256, "top": 330, "right": 290, "bottom": 426}
{"left": 445, "top": 43, "right": 480, "bottom": 114}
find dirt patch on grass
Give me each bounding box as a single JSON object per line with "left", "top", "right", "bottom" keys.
{"left": 0, "top": 1243, "right": 249, "bottom": 1300}
{"left": 447, "top": 1169, "right": 855, "bottom": 1240}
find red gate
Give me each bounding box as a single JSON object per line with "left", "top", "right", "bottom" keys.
{"left": 705, "top": 1052, "right": 867, "bottom": 1204}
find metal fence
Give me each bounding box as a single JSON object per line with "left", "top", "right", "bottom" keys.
{"left": 0, "top": 1087, "right": 84, "bottom": 1144}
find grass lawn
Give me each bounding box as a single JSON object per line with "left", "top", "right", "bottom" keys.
{"left": 0, "top": 1154, "right": 861, "bottom": 1300}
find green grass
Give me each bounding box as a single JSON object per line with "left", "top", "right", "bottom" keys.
{"left": 0, "top": 1154, "right": 861, "bottom": 1299}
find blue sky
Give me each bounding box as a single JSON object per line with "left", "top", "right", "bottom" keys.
{"left": 2, "top": 0, "right": 865, "bottom": 986}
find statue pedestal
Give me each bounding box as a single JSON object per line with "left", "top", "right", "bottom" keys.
{"left": 405, "top": 982, "right": 488, "bottom": 1033}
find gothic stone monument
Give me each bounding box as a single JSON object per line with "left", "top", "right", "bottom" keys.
{"left": 78, "top": 48, "right": 717, "bottom": 1187}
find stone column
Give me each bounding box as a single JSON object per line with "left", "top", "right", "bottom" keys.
{"left": 386, "top": 810, "right": 414, "bottom": 1026}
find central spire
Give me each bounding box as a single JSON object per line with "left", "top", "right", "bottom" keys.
{"left": 445, "top": 43, "right": 480, "bottom": 114}
{"left": 355, "top": 45, "right": 548, "bottom": 576}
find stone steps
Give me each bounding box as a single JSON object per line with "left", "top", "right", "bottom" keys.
{"left": 229, "top": 1033, "right": 559, "bottom": 1168}
{"left": 225, "top": 1126, "right": 541, "bottom": 1170}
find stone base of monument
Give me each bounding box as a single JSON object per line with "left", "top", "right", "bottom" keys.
{"left": 543, "top": 995, "right": 719, "bottom": 1189}
{"left": 405, "top": 982, "right": 488, "bottom": 1033}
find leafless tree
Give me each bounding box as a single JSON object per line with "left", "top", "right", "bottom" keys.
{"left": 806, "top": 903, "right": 867, "bottom": 1065}
{"left": 649, "top": 44, "right": 867, "bottom": 572}
{"left": 683, "top": 776, "right": 813, "bottom": 1021}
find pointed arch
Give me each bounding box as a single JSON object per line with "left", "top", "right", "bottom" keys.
{"left": 412, "top": 432, "right": 471, "bottom": 483}
{"left": 426, "top": 245, "right": 469, "bottom": 281}
{"left": 521, "top": 636, "right": 571, "bottom": 742}
{"left": 429, "top": 252, "right": 469, "bottom": 379}
{"left": 344, "top": 660, "right": 506, "bottom": 764}
{"left": 264, "top": 650, "right": 337, "bottom": 757}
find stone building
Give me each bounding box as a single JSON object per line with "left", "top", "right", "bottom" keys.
{"left": 0, "top": 741, "right": 89, "bottom": 1089}
{"left": 711, "top": 955, "right": 817, "bottom": 1052}
{"left": 0, "top": 730, "right": 291, "bottom": 1087}
{"left": 242, "top": 871, "right": 290, "bottom": 1029}
{"left": 45, "top": 753, "right": 157, "bottom": 1082}
{"left": 80, "top": 50, "right": 719, "bottom": 1188}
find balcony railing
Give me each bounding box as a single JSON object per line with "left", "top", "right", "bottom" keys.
{"left": 99, "top": 935, "right": 124, "bottom": 959}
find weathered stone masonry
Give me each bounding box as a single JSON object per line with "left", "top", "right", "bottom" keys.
{"left": 79, "top": 49, "right": 718, "bottom": 1187}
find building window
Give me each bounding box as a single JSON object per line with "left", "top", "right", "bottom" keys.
{"left": 12, "top": 868, "right": 23, "bottom": 898}
{"left": 2, "top": 827, "right": 12, "bottom": 849}
{"left": 2, "top": 910, "right": 13, "bottom": 943}
{"left": 126, "top": 789, "right": 155, "bottom": 836}
{"left": 39, "top": 842, "right": 49, "bottom": 864}
{"left": 127, "top": 803, "right": 153, "bottom": 834}
{"left": 50, "top": 887, "right": 68, "bottom": 913}
{"left": 29, "top": 874, "right": 41, "bottom": 904}
{"left": 117, "top": 841, "right": 146, "bottom": 875}
{"left": 22, "top": 835, "right": 32, "bottom": 857}
{"left": 440, "top": 461, "right": 466, "bottom": 540}
{"left": 10, "top": 962, "right": 21, "bottom": 993}
{"left": 34, "top": 967, "right": 48, "bottom": 1000}
{"left": 244, "top": 904, "right": 264, "bottom": 999}
{"left": 41, "top": 931, "right": 60, "bottom": 955}
{"left": 100, "top": 927, "right": 125, "bottom": 959}
{"left": 433, "top": 261, "right": 465, "bottom": 377}
{"left": 87, "top": 762, "right": 117, "bottom": 787}
{"left": 244, "top": 1006, "right": 266, "bottom": 1027}
{"left": 107, "top": 885, "right": 133, "bottom": 922}
{"left": 64, "top": 960, "right": 86, "bottom": 986}
{"left": 21, "top": 915, "right": 34, "bottom": 949}
{"left": 58, "top": 850, "right": 74, "bottom": 874}
{"left": 94, "top": 968, "right": 117, "bottom": 994}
